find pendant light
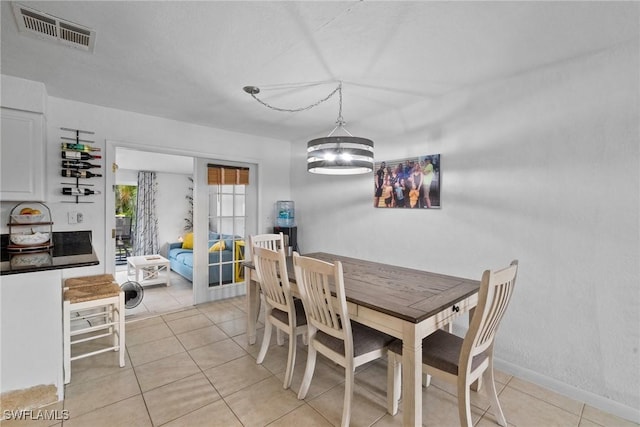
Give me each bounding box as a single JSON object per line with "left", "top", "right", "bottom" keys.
{"left": 243, "top": 82, "right": 374, "bottom": 175}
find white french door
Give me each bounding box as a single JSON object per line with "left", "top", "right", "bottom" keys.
{"left": 192, "top": 158, "right": 256, "bottom": 304}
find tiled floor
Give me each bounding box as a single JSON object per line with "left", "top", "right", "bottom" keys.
{"left": 114, "top": 268, "right": 193, "bottom": 321}
{"left": 6, "top": 297, "right": 638, "bottom": 427}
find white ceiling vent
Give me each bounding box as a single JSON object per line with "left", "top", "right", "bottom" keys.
{"left": 12, "top": 3, "right": 96, "bottom": 52}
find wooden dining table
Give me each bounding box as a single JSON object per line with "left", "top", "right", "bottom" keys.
{"left": 244, "top": 252, "right": 480, "bottom": 426}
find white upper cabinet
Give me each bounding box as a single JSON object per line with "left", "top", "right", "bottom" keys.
{"left": 1, "top": 107, "right": 46, "bottom": 201}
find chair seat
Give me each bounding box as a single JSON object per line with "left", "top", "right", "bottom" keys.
{"left": 64, "top": 282, "right": 122, "bottom": 304}
{"left": 316, "top": 321, "right": 394, "bottom": 357}
{"left": 389, "top": 329, "right": 488, "bottom": 376}
{"left": 65, "top": 274, "right": 115, "bottom": 288}
{"left": 271, "top": 298, "right": 307, "bottom": 326}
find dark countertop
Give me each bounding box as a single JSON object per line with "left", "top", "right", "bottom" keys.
{"left": 1, "top": 231, "right": 100, "bottom": 275}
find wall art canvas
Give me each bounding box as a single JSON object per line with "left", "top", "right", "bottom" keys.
{"left": 373, "top": 154, "right": 440, "bottom": 209}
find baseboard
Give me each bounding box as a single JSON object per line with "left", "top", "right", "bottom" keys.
{"left": 494, "top": 358, "right": 640, "bottom": 424}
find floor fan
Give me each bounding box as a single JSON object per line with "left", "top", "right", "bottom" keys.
{"left": 120, "top": 281, "right": 144, "bottom": 308}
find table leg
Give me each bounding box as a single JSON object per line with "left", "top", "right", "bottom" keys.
{"left": 165, "top": 262, "right": 171, "bottom": 287}
{"left": 245, "top": 266, "right": 261, "bottom": 345}
{"left": 402, "top": 322, "right": 422, "bottom": 426}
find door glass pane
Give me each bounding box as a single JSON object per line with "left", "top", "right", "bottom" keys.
{"left": 208, "top": 182, "right": 246, "bottom": 288}
{"left": 234, "top": 195, "right": 245, "bottom": 217}
{"left": 220, "top": 218, "right": 233, "bottom": 235}
{"left": 208, "top": 192, "right": 218, "bottom": 221}
{"left": 221, "top": 194, "right": 234, "bottom": 216}
{"left": 233, "top": 218, "right": 245, "bottom": 238}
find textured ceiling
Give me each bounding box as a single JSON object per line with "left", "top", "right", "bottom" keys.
{"left": 1, "top": 1, "right": 638, "bottom": 143}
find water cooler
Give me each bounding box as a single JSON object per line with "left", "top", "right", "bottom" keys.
{"left": 274, "top": 200, "right": 298, "bottom": 256}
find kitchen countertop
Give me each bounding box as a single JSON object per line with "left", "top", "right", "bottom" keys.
{"left": 1, "top": 231, "right": 99, "bottom": 275}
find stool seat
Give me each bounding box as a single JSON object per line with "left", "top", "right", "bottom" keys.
{"left": 63, "top": 274, "right": 125, "bottom": 384}
{"left": 64, "top": 282, "right": 121, "bottom": 303}
{"left": 65, "top": 274, "right": 115, "bottom": 288}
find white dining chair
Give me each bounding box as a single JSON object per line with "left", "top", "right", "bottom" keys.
{"left": 387, "top": 260, "right": 519, "bottom": 426}
{"left": 293, "top": 252, "right": 395, "bottom": 427}
{"left": 252, "top": 245, "right": 307, "bottom": 389}
{"left": 249, "top": 232, "right": 287, "bottom": 342}
{"left": 249, "top": 232, "right": 285, "bottom": 260}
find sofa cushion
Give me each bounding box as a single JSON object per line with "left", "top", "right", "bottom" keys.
{"left": 178, "top": 252, "right": 193, "bottom": 268}
{"left": 169, "top": 247, "right": 192, "bottom": 260}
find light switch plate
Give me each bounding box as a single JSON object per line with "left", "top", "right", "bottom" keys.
{"left": 68, "top": 211, "right": 78, "bottom": 224}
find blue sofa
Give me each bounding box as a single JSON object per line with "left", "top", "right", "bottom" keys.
{"left": 168, "top": 233, "right": 243, "bottom": 285}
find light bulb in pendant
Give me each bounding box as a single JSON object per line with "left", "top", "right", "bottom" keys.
{"left": 340, "top": 152, "right": 353, "bottom": 162}
{"left": 324, "top": 152, "right": 337, "bottom": 162}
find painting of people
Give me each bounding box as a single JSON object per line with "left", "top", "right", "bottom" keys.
{"left": 373, "top": 154, "right": 440, "bottom": 209}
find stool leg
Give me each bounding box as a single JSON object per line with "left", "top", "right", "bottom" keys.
{"left": 110, "top": 303, "right": 117, "bottom": 349}
{"left": 118, "top": 291, "right": 125, "bottom": 367}
{"left": 63, "top": 300, "right": 71, "bottom": 384}
{"left": 110, "top": 303, "right": 115, "bottom": 335}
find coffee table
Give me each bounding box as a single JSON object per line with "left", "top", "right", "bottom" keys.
{"left": 126, "top": 255, "right": 171, "bottom": 287}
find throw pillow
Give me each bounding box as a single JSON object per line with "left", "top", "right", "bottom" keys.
{"left": 182, "top": 232, "right": 194, "bottom": 249}
{"left": 209, "top": 240, "right": 226, "bottom": 252}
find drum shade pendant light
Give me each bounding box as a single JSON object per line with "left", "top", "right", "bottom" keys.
{"left": 243, "top": 82, "right": 374, "bottom": 175}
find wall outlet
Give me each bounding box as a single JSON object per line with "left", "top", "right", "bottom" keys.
{"left": 68, "top": 211, "right": 80, "bottom": 224}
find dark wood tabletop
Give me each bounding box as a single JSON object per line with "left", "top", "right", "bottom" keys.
{"left": 248, "top": 252, "right": 480, "bottom": 324}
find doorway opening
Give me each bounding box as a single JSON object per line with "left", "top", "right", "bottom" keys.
{"left": 108, "top": 144, "right": 258, "bottom": 320}
{"left": 113, "top": 147, "right": 195, "bottom": 320}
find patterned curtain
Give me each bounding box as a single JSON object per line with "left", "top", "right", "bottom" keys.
{"left": 133, "top": 171, "right": 159, "bottom": 256}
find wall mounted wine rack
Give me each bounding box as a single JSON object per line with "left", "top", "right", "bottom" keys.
{"left": 60, "top": 127, "right": 101, "bottom": 204}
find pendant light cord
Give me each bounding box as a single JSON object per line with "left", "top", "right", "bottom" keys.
{"left": 247, "top": 81, "right": 345, "bottom": 120}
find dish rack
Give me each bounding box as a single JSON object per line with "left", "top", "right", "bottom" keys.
{"left": 7, "top": 202, "right": 54, "bottom": 253}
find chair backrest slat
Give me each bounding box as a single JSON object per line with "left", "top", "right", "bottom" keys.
{"left": 250, "top": 233, "right": 284, "bottom": 250}
{"left": 293, "top": 253, "right": 350, "bottom": 343}
{"left": 253, "top": 246, "right": 291, "bottom": 313}
{"left": 465, "top": 260, "right": 518, "bottom": 361}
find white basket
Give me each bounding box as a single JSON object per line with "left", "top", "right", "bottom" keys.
{"left": 10, "top": 232, "right": 50, "bottom": 246}
{"left": 11, "top": 214, "right": 46, "bottom": 224}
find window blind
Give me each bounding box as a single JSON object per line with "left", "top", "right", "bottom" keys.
{"left": 207, "top": 164, "right": 249, "bottom": 185}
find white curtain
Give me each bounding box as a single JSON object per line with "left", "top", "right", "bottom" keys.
{"left": 133, "top": 171, "right": 159, "bottom": 256}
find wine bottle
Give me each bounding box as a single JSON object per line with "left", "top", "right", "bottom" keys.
{"left": 62, "top": 187, "right": 101, "bottom": 196}
{"left": 61, "top": 160, "right": 101, "bottom": 169}
{"left": 61, "top": 169, "right": 103, "bottom": 178}
{"left": 61, "top": 150, "right": 101, "bottom": 160}
{"left": 60, "top": 143, "right": 101, "bottom": 152}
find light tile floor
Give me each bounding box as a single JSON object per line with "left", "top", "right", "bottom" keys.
{"left": 5, "top": 297, "right": 638, "bottom": 427}
{"left": 114, "top": 267, "right": 194, "bottom": 321}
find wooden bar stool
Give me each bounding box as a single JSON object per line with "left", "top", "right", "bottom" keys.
{"left": 63, "top": 274, "right": 125, "bottom": 384}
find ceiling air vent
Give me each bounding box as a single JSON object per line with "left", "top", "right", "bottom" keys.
{"left": 12, "top": 3, "right": 96, "bottom": 52}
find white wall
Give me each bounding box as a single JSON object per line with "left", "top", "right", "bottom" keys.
{"left": 1, "top": 270, "right": 63, "bottom": 400}
{"left": 292, "top": 41, "right": 639, "bottom": 420}
{"left": 34, "top": 95, "right": 292, "bottom": 279}
{"left": 156, "top": 172, "right": 193, "bottom": 256}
